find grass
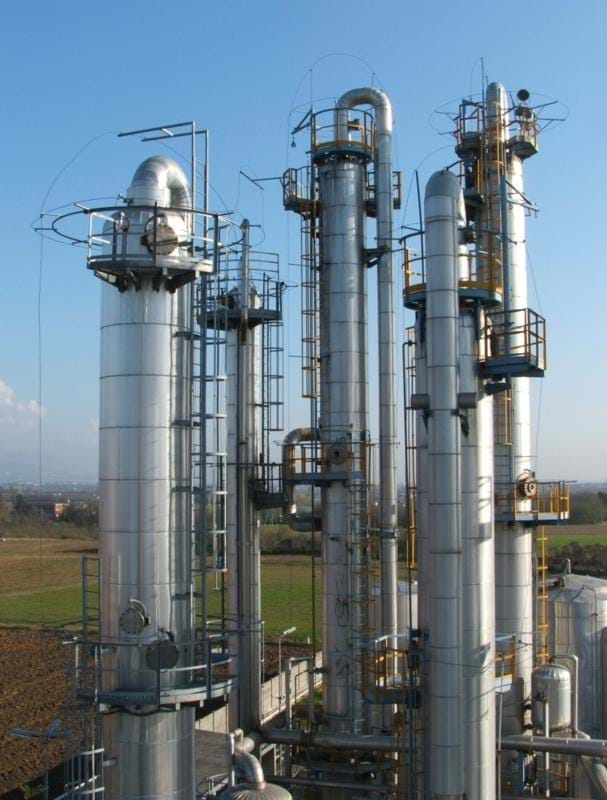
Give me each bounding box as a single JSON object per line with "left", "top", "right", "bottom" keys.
{"left": 0, "top": 514, "right": 96, "bottom": 540}
{"left": 546, "top": 523, "right": 607, "bottom": 550}
{"left": 0, "top": 540, "right": 321, "bottom": 641}
{"left": 0, "top": 585, "right": 84, "bottom": 627}
{"left": 3, "top": 524, "right": 607, "bottom": 635}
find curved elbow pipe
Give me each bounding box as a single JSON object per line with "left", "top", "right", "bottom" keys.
{"left": 337, "top": 87, "right": 393, "bottom": 136}
{"left": 234, "top": 750, "right": 266, "bottom": 790}
{"left": 282, "top": 428, "right": 320, "bottom": 532}
{"left": 127, "top": 156, "right": 192, "bottom": 209}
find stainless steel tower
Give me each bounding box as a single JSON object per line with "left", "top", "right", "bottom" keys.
{"left": 282, "top": 87, "right": 399, "bottom": 794}
{"left": 406, "top": 168, "right": 497, "bottom": 800}
{"left": 99, "top": 157, "right": 197, "bottom": 799}
{"left": 226, "top": 220, "right": 263, "bottom": 732}
{"left": 61, "top": 153, "right": 236, "bottom": 800}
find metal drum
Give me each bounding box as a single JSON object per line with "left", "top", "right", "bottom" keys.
{"left": 549, "top": 574, "right": 607, "bottom": 737}
{"left": 531, "top": 664, "right": 572, "bottom": 732}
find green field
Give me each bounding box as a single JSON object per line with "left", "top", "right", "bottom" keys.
{"left": 546, "top": 523, "right": 607, "bottom": 550}
{"left": 0, "top": 540, "right": 321, "bottom": 641}
{"left": 2, "top": 525, "right": 606, "bottom": 634}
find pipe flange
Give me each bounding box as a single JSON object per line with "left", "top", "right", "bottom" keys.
{"left": 119, "top": 600, "right": 150, "bottom": 635}
{"left": 146, "top": 639, "right": 180, "bottom": 671}
{"left": 325, "top": 443, "right": 350, "bottom": 465}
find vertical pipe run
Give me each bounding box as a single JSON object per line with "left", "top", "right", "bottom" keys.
{"left": 227, "top": 220, "right": 262, "bottom": 732}
{"left": 317, "top": 155, "right": 369, "bottom": 734}
{"left": 495, "top": 142, "right": 534, "bottom": 739}
{"left": 460, "top": 307, "right": 496, "bottom": 800}
{"left": 337, "top": 88, "right": 398, "bottom": 730}
{"left": 99, "top": 157, "right": 195, "bottom": 799}
{"left": 424, "top": 170, "right": 464, "bottom": 799}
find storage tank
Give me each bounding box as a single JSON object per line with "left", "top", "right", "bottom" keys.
{"left": 531, "top": 664, "right": 571, "bottom": 732}
{"left": 549, "top": 574, "right": 607, "bottom": 737}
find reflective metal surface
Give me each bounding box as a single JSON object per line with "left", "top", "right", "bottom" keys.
{"left": 549, "top": 574, "right": 607, "bottom": 737}
{"left": 227, "top": 220, "right": 263, "bottom": 732}
{"left": 531, "top": 665, "right": 572, "bottom": 732}
{"left": 337, "top": 89, "right": 399, "bottom": 666}
{"left": 460, "top": 306, "right": 496, "bottom": 800}
{"left": 99, "top": 157, "right": 195, "bottom": 799}
{"left": 317, "top": 155, "right": 368, "bottom": 734}
{"left": 424, "top": 170, "right": 464, "bottom": 800}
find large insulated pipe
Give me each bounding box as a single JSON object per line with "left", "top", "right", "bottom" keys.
{"left": 316, "top": 136, "right": 369, "bottom": 735}
{"left": 424, "top": 169, "right": 464, "bottom": 799}
{"left": 99, "top": 156, "right": 195, "bottom": 799}
{"left": 493, "top": 83, "right": 535, "bottom": 739}
{"left": 227, "top": 219, "right": 262, "bottom": 732}
{"left": 460, "top": 304, "right": 496, "bottom": 800}
{"left": 262, "top": 728, "right": 607, "bottom": 759}
{"left": 458, "top": 207, "right": 496, "bottom": 800}
{"left": 337, "top": 89, "right": 399, "bottom": 667}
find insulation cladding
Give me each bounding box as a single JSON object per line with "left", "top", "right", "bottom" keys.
{"left": 226, "top": 221, "right": 263, "bottom": 733}
{"left": 423, "top": 170, "right": 465, "bottom": 800}
{"left": 549, "top": 574, "right": 607, "bottom": 738}
{"left": 316, "top": 154, "right": 370, "bottom": 734}
{"left": 98, "top": 157, "right": 196, "bottom": 799}
{"left": 415, "top": 169, "right": 496, "bottom": 800}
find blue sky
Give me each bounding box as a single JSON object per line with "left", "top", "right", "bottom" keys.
{"left": 0, "top": 0, "right": 605, "bottom": 483}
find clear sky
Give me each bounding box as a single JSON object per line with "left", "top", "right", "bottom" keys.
{"left": 0, "top": 0, "right": 605, "bottom": 484}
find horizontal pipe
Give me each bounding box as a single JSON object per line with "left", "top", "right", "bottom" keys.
{"left": 265, "top": 775, "right": 389, "bottom": 795}
{"left": 263, "top": 727, "right": 607, "bottom": 759}
{"left": 501, "top": 735, "right": 607, "bottom": 758}
{"left": 261, "top": 728, "right": 398, "bottom": 752}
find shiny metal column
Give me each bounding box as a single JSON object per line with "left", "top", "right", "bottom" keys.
{"left": 338, "top": 90, "right": 398, "bottom": 668}
{"left": 99, "top": 157, "right": 195, "bottom": 799}
{"left": 317, "top": 155, "right": 368, "bottom": 734}
{"left": 425, "top": 170, "right": 464, "bottom": 800}
{"left": 460, "top": 307, "right": 496, "bottom": 800}
{"left": 496, "top": 149, "right": 535, "bottom": 735}
{"left": 227, "top": 220, "right": 262, "bottom": 732}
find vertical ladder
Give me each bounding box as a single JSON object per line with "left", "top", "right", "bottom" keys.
{"left": 403, "top": 327, "right": 417, "bottom": 570}
{"left": 347, "top": 447, "right": 372, "bottom": 735}
{"left": 192, "top": 272, "right": 229, "bottom": 654}
{"left": 300, "top": 168, "right": 320, "bottom": 400}
{"left": 81, "top": 556, "right": 100, "bottom": 641}
{"left": 261, "top": 271, "right": 285, "bottom": 456}
{"left": 535, "top": 526, "right": 549, "bottom": 665}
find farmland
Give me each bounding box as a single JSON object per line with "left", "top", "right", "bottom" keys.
{"left": 2, "top": 527, "right": 607, "bottom": 630}
{"left": 1, "top": 525, "right": 606, "bottom": 795}
{"left": 545, "top": 522, "right": 607, "bottom": 549}
{"left": 0, "top": 539, "right": 321, "bottom": 640}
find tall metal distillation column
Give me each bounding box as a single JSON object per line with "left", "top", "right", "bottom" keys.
{"left": 98, "top": 157, "right": 196, "bottom": 800}
{"left": 314, "top": 107, "right": 371, "bottom": 737}
{"left": 488, "top": 82, "right": 536, "bottom": 739}
{"left": 335, "top": 88, "right": 399, "bottom": 732}
{"left": 226, "top": 219, "right": 263, "bottom": 732}
{"left": 459, "top": 222, "right": 496, "bottom": 800}
{"left": 499, "top": 100, "right": 538, "bottom": 731}
{"left": 408, "top": 167, "right": 497, "bottom": 800}
{"left": 423, "top": 170, "right": 464, "bottom": 800}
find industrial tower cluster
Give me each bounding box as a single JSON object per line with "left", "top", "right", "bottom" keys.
{"left": 48, "top": 81, "right": 607, "bottom": 800}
